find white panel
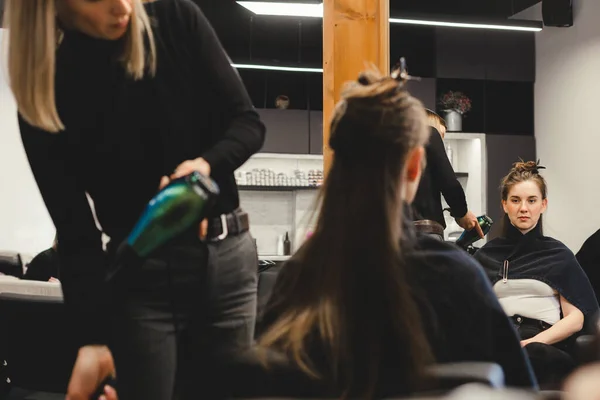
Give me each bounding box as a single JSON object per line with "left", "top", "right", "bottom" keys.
{"left": 0, "top": 29, "right": 56, "bottom": 256}
{"left": 534, "top": 0, "right": 600, "bottom": 251}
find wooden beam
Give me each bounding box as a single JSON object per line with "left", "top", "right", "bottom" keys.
{"left": 322, "top": 0, "right": 390, "bottom": 173}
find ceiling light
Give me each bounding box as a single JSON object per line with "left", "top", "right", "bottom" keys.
{"left": 237, "top": 1, "right": 323, "bottom": 18}
{"left": 236, "top": 1, "right": 543, "bottom": 32}
{"left": 388, "top": 18, "right": 542, "bottom": 32}
{"left": 232, "top": 63, "right": 323, "bottom": 73}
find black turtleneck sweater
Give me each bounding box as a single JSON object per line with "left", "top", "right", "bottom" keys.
{"left": 18, "top": 0, "right": 265, "bottom": 346}
{"left": 412, "top": 127, "right": 468, "bottom": 228}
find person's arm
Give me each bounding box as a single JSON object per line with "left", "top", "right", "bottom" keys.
{"left": 427, "top": 131, "right": 483, "bottom": 237}
{"left": 522, "top": 296, "right": 584, "bottom": 346}
{"left": 179, "top": 0, "right": 266, "bottom": 175}
{"left": 427, "top": 129, "right": 468, "bottom": 219}
{"left": 19, "top": 117, "right": 110, "bottom": 347}
{"left": 22, "top": 249, "right": 54, "bottom": 282}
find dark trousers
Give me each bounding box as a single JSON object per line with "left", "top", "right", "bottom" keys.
{"left": 513, "top": 316, "right": 576, "bottom": 389}
{"left": 109, "top": 232, "right": 258, "bottom": 400}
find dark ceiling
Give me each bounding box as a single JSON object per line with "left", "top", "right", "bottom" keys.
{"left": 197, "top": 0, "right": 541, "bottom": 67}
{"left": 0, "top": 0, "right": 542, "bottom": 67}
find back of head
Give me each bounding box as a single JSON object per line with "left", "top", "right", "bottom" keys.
{"left": 2, "top": 0, "right": 156, "bottom": 133}
{"left": 260, "top": 66, "right": 432, "bottom": 398}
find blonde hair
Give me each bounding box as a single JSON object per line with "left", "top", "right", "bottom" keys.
{"left": 3, "top": 0, "right": 157, "bottom": 133}
{"left": 425, "top": 110, "right": 446, "bottom": 138}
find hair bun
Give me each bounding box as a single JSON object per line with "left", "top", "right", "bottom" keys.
{"left": 512, "top": 159, "right": 546, "bottom": 175}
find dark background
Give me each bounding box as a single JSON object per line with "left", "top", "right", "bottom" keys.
{"left": 190, "top": 0, "right": 540, "bottom": 137}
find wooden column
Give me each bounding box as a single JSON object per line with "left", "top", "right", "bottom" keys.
{"left": 322, "top": 0, "right": 390, "bottom": 173}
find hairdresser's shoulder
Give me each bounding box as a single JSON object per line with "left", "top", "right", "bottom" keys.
{"left": 408, "top": 236, "right": 491, "bottom": 285}
{"left": 144, "top": 0, "right": 204, "bottom": 18}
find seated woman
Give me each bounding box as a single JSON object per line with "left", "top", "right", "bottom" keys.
{"left": 474, "top": 161, "right": 599, "bottom": 388}
{"left": 222, "top": 67, "right": 536, "bottom": 399}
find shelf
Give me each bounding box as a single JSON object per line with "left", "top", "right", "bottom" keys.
{"left": 250, "top": 152, "right": 323, "bottom": 161}
{"left": 259, "top": 255, "right": 291, "bottom": 261}
{"left": 238, "top": 185, "right": 320, "bottom": 192}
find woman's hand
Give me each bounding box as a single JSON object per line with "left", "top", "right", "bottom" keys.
{"left": 158, "top": 157, "right": 211, "bottom": 240}
{"left": 455, "top": 210, "right": 485, "bottom": 239}
{"left": 172, "top": 157, "right": 211, "bottom": 178}
{"left": 520, "top": 338, "right": 534, "bottom": 347}
{"left": 66, "top": 345, "right": 117, "bottom": 400}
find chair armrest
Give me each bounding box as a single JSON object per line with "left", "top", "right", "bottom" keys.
{"left": 573, "top": 334, "right": 597, "bottom": 364}
{"left": 427, "top": 362, "right": 505, "bottom": 390}
{"left": 0, "top": 292, "right": 64, "bottom": 304}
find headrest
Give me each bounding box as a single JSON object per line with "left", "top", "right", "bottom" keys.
{"left": 0, "top": 277, "right": 63, "bottom": 299}
{"left": 0, "top": 251, "right": 23, "bottom": 278}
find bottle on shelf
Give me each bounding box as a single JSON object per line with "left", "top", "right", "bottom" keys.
{"left": 283, "top": 232, "right": 291, "bottom": 256}
{"left": 445, "top": 144, "right": 454, "bottom": 168}
{"left": 277, "top": 234, "right": 284, "bottom": 256}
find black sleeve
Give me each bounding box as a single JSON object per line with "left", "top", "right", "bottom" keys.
{"left": 177, "top": 0, "right": 266, "bottom": 175}
{"left": 19, "top": 117, "right": 110, "bottom": 347}
{"left": 427, "top": 130, "right": 468, "bottom": 219}
{"left": 23, "top": 249, "right": 56, "bottom": 282}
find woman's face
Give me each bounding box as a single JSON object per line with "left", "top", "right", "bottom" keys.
{"left": 502, "top": 180, "right": 547, "bottom": 234}
{"left": 58, "top": 0, "right": 133, "bottom": 40}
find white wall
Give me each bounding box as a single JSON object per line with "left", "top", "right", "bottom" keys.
{"left": 0, "top": 29, "right": 57, "bottom": 256}
{"left": 516, "top": 1, "right": 600, "bottom": 251}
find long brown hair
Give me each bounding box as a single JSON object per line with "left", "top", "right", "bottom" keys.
{"left": 3, "top": 0, "right": 156, "bottom": 133}
{"left": 500, "top": 160, "right": 548, "bottom": 236}
{"left": 259, "top": 67, "right": 433, "bottom": 398}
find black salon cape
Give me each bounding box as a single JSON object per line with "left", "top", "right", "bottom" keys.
{"left": 475, "top": 223, "right": 599, "bottom": 327}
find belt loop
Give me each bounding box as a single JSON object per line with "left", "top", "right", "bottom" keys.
{"left": 211, "top": 214, "right": 229, "bottom": 242}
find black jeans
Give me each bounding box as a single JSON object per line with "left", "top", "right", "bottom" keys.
{"left": 109, "top": 232, "right": 258, "bottom": 400}
{"left": 513, "top": 316, "right": 576, "bottom": 389}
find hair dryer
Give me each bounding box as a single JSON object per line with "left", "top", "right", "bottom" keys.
{"left": 455, "top": 215, "right": 493, "bottom": 251}
{"left": 106, "top": 171, "right": 220, "bottom": 282}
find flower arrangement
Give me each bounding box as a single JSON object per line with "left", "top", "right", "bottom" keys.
{"left": 439, "top": 91, "right": 472, "bottom": 115}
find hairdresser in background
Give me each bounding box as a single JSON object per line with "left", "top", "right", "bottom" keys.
{"left": 3, "top": 0, "right": 265, "bottom": 399}
{"left": 412, "top": 109, "right": 483, "bottom": 239}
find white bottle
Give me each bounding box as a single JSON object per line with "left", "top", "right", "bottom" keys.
{"left": 277, "top": 235, "right": 285, "bottom": 256}
{"left": 446, "top": 144, "right": 454, "bottom": 168}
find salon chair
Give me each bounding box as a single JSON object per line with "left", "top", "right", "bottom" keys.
{"left": 255, "top": 261, "right": 280, "bottom": 339}
{"left": 0, "top": 291, "right": 76, "bottom": 394}
{"left": 226, "top": 349, "right": 508, "bottom": 398}
{"left": 414, "top": 220, "right": 445, "bottom": 242}
{"left": 570, "top": 311, "right": 600, "bottom": 365}
{"left": 0, "top": 252, "right": 24, "bottom": 279}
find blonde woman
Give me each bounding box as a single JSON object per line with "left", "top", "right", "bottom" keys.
{"left": 3, "top": 0, "right": 265, "bottom": 399}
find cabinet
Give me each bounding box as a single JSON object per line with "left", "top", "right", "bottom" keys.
{"left": 309, "top": 111, "right": 323, "bottom": 155}
{"left": 436, "top": 28, "right": 535, "bottom": 82}
{"left": 258, "top": 109, "right": 309, "bottom": 154}
{"left": 436, "top": 28, "right": 487, "bottom": 80}
{"left": 406, "top": 78, "right": 437, "bottom": 111}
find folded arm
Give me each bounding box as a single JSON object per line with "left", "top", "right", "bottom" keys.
{"left": 524, "top": 295, "right": 584, "bottom": 346}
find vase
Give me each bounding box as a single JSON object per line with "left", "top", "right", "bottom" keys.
{"left": 444, "top": 110, "right": 462, "bottom": 132}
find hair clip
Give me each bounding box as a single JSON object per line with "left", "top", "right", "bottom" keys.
{"left": 536, "top": 159, "right": 546, "bottom": 170}
{"left": 391, "top": 57, "right": 422, "bottom": 82}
